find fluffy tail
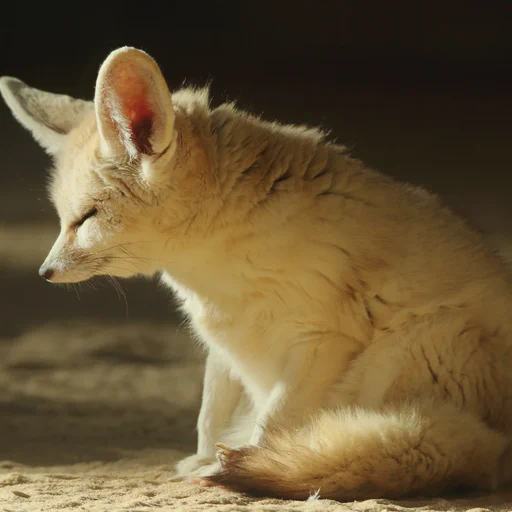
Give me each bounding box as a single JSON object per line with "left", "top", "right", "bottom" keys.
{"left": 207, "top": 403, "right": 509, "bottom": 501}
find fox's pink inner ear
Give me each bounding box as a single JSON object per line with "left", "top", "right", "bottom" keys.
{"left": 95, "top": 47, "right": 175, "bottom": 161}
{"left": 128, "top": 100, "right": 154, "bottom": 155}
{"left": 110, "top": 65, "right": 155, "bottom": 155}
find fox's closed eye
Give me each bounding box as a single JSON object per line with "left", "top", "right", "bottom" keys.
{"left": 74, "top": 207, "right": 98, "bottom": 229}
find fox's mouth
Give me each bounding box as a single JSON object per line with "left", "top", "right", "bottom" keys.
{"left": 40, "top": 255, "right": 113, "bottom": 284}
{"left": 41, "top": 245, "right": 155, "bottom": 284}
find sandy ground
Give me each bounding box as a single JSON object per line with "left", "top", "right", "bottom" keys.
{"left": 3, "top": 321, "right": 512, "bottom": 511}
{"left": 0, "top": 227, "right": 512, "bottom": 511}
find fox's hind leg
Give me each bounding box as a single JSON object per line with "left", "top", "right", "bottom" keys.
{"left": 207, "top": 312, "right": 512, "bottom": 498}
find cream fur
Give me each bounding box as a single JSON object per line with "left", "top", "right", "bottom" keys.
{"left": 2, "top": 47, "right": 512, "bottom": 501}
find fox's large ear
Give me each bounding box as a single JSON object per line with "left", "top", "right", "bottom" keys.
{"left": 0, "top": 77, "right": 93, "bottom": 155}
{"left": 95, "top": 47, "right": 175, "bottom": 166}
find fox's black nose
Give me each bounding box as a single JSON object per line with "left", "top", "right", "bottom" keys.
{"left": 39, "top": 267, "right": 54, "bottom": 281}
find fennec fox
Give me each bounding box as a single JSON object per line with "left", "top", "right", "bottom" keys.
{"left": 2, "top": 47, "right": 512, "bottom": 501}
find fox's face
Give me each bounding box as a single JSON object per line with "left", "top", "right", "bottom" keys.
{"left": 1, "top": 48, "right": 209, "bottom": 283}
{"left": 41, "top": 119, "right": 160, "bottom": 283}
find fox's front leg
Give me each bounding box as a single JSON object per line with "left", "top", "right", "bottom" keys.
{"left": 248, "top": 337, "right": 360, "bottom": 446}
{"left": 175, "top": 348, "right": 243, "bottom": 478}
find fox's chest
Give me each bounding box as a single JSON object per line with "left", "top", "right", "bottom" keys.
{"left": 191, "top": 296, "right": 291, "bottom": 399}
{"left": 161, "top": 270, "right": 383, "bottom": 401}
{"left": 162, "top": 272, "right": 293, "bottom": 398}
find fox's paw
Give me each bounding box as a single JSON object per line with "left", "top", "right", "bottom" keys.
{"left": 215, "top": 442, "right": 240, "bottom": 468}
{"left": 183, "top": 444, "right": 241, "bottom": 488}
{"left": 199, "top": 443, "right": 258, "bottom": 488}
{"left": 170, "top": 453, "right": 216, "bottom": 480}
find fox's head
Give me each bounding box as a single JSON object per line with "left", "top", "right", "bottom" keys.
{"left": 1, "top": 47, "right": 214, "bottom": 284}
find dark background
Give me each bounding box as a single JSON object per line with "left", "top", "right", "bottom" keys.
{"left": 1, "top": 2, "right": 512, "bottom": 336}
